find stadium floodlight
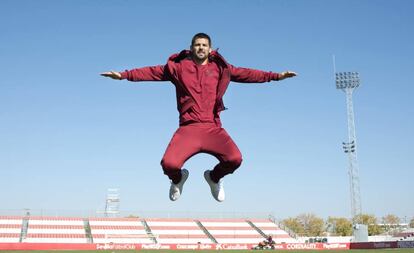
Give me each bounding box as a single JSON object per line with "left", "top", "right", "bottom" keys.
{"left": 342, "top": 142, "right": 356, "bottom": 153}
{"left": 336, "top": 72, "right": 360, "bottom": 90}
{"left": 104, "top": 188, "right": 120, "bottom": 217}
{"left": 335, "top": 70, "right": 366, "bottom": 241}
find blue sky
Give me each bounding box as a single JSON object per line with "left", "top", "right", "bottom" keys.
{"left": 1, "top": 0, "right": 413, "bottom": 221}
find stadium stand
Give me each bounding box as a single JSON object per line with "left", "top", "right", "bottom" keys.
{"left": 89, "top": 217, "right": 153, "bottom": 244}
{"left": 248, "top": 218, "right": 297, "bottom": 243}
{"left": 0, "top": 215, "right": 298, "bottom": 245}
{"left": 198, "top": 218, "right": 266, "bottom": 244}
{"left": 394, "top": 229, "right": 414, "bottom": 241}
{"left": 145, "top": 218, "right": 211, "bottom": 244}
{"left": 0, "top": 216, "right": 22, "bottom": 243}
{"left": 24, "top": 216, "right": 87, "bottom": 243}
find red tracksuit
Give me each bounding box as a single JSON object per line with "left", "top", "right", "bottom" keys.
{"left": 120, "top": 50, "right": 280, "bottom": 183}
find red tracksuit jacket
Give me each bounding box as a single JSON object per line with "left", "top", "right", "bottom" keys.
{"left": 120, "top": 50, "right": 280, "bottom": 126}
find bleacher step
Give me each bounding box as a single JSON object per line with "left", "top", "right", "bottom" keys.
{"left": 141, "top": 219, "right": 157, "bottom": 244}
{"left": 83, "top": 218, "right": 93, "bottom": 243}
{"left": 195, "top": 220, "right": 218, "bottom": 244}
{"left": 19, "top": 216, "right": 29, "bottom": 242}
{"left": 247, "top": 220, "right": 267, "bottom": 238}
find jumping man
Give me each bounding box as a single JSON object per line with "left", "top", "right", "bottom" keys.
{"left": 101, "top": 33, "right": 296, "bottom": 202}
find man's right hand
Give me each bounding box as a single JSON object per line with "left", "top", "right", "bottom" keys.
{"left": 100, "top": 71, "right": 122, "bottom": 80}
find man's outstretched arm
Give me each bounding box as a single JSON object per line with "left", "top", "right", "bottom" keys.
{"left": 100, "top": 65, "right": 169, "bottom": 82}
{"left": 230, "top": 65, "right": 297, "bottom": 83}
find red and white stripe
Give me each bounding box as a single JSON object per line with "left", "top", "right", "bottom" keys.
{"left": 0, "top": 217, "right": 22, "bottom": 242}
{"left": 199, "top": 219, "right": 263, "bottom": 244}
{"left": 89, "top": 217, "right": 152, "bottom": 244}
{"left": 146, "top": 218, "right": 211, "bottom": 244}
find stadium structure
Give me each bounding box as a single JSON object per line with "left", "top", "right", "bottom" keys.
{"left": 0, "top": 214, "right": 413, "bottom": 251}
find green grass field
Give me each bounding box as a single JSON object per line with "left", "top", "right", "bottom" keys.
{"left": 1, "top": 250, "right": 413, "bottom": 253}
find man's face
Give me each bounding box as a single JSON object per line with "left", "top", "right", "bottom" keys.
{"left": 191, "top": 38, "right": 211, "bottom": 62}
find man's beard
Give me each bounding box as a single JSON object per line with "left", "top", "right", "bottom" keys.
{"left": 194, "top": 51, "right": 208, "bottom": 61}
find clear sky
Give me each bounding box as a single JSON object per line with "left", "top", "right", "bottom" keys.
{"left": 1, "top": 0, "right": 413, "bottom": 221}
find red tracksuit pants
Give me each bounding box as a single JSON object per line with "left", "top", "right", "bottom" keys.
{"left": 161, "top": 123, "right": 243, "bottom": 184}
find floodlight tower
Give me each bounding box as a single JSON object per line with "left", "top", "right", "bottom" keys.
{"left": 104, "top": 188, "right": 120, "bottom": 217}
{"left": 335, "top": 72, "right": 362, "bottom": 222}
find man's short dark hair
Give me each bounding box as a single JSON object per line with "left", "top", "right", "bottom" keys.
{"left": 191, "top": 33, "right": 211, "bottom": 47}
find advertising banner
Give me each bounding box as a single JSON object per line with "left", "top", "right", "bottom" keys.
{"left": 0, "top": 242, "right": 351, "bottom": 250}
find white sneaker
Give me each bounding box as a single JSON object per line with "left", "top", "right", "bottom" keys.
{"left": 169, "top": 169, "right": 189, "bottom": 201}
{"left": 204, "top": 170, "right": 225, "bottom": 202}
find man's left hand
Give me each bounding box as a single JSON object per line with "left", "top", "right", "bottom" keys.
{"left": 278, "top": 71, "right": 297, "bottom": 80}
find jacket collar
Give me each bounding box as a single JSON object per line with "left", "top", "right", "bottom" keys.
{"left": 168, "top": 50, "right": 229, "bottom": 68}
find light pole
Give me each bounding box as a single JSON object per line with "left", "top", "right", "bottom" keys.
{"left": 336, "top": 71, "right": 367, "bottom": 241}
